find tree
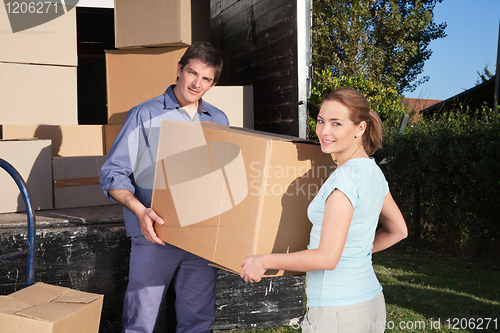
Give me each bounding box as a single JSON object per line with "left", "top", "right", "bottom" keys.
{"left": 476, "top": 64, "right": 495, "bottom": 85}
{"left": 307, "top": 71, "right": 408, "bottom": 142}
{"left": 312, "top": 0, "right": 447, "bottom": 93}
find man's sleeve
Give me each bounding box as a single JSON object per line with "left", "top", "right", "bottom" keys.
{"left": 99, "top": 109, "right": 141, "bottom": 200}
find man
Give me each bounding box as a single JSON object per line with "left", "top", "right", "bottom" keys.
{"left": 99, "top": 41, "right": 228, "bottom": 333}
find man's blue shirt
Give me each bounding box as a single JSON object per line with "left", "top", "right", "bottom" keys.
{"left": 99, "top": 85, "right": 230, "bottom": 237}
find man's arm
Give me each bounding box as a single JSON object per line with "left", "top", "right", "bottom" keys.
{"left": 108, "top": 189, "right": 165, "bottom": 245}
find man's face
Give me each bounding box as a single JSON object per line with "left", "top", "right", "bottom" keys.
{"left": 173, "top": 58, "right": 216, "bottom": 107}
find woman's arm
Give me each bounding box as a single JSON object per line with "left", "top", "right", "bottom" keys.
{"left": 372, "top": 191, "right": 407, "bottom": 253}
{"left": 240, "top": 189, "right": 353, "bottom": 283}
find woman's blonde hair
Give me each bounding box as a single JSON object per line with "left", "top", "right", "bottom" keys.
{"left": 322, "top": 87, "right": 383, "bottom": 155}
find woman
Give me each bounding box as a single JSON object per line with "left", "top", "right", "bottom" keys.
{"left": 240, "top": 87, "right": 408, "bottom": 332}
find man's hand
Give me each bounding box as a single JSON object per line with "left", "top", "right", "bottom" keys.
{"left": 137, "top": 207, "right": 165, "bottom": 245}
{"left": 108, "top": 189, "right": 165, "bottom": 245}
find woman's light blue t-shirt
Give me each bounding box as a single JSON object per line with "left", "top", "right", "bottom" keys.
{"left": 306, "top": 158, "right": 389, "bottom": 307}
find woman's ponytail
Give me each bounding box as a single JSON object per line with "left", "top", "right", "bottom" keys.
{"left": 363, "top": 110, "right": 383, "bottom": 156}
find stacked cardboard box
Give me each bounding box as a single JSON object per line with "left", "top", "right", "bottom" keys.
{"left": 0, "top": 5, "right": 114, "bottom": 213}
{"left": 2, "top": 125, "right": 108, "bottom": 158}
{"left": 0, "top": 3, "right": 78, "bottom": 125}
{"left": 114, "top": 0, "right": 211, "bottom": 48}
{"left": 105, "top": 47, "right": 189, "bottom": 124}
{"left": 0, "top": 1, "right": 254, "bottom": 213}
{"left": 0, "top": 4, "right": 75, "bottom": 212}
{"left": 52, "top": 156, "right": 116, "bottom": 209}
{"left": 109, "top": 0, "right": 253, "bottom": 128}
{"left": 0, "top": 123, "right": 119, "bottom": 212}
{"left": 0, "top": 139, "right": 53, "bottom": 213}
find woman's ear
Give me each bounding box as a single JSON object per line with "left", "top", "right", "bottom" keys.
{"left": 357, "top": 121, "right": 367, "bottom": 137}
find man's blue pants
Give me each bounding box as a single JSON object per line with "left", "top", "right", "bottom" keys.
{"left": 122, "top": 236, "right": 218, "bottom": 333}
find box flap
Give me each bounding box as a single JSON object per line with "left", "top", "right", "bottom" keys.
{"left": 209, "top": 263, "right": 302, "bottom": 277}
{"left": 0, "top": 296, "right": 31, "bottom": 311}
{"left": 198, "top": 122, "right": 314, "bottom": 143}
{"left": 53, "top": 289, "right": 103, "bottom": 304}
{"left": 9, "top": 283, "right": 68, "bottom": 306}
{"left": 15, "top": 302, "right": 86, "bottom": 323}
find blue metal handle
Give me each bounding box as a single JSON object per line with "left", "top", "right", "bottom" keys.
{"left": 0, "top": 158, "right": 36, "bottom": 287}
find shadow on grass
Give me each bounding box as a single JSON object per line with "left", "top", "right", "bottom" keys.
{"left": 383, "top": 283, "right": 500, "bottom": 323}
{"left": 374, "top": 247, "right": 499, "bottom": 303}
{"left": 374, "top": 244, "right": 499, "bottom": 330}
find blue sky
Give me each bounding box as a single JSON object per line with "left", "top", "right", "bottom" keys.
{"left": 404, "top": 0, "right": 500, "bottom": 100}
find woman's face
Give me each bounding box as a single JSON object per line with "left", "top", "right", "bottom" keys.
{"left": 316, "top": 100, "right": 363, "bottom": 155}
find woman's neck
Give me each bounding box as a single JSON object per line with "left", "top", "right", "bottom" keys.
{"left": 335, "top": 145, "right": 368, "bottom": 167}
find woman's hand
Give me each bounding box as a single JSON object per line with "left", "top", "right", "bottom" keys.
{"left": 240, "top": 255, "right": 267, "bottom": 283}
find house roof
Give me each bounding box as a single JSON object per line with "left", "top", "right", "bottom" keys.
{"left": 420, "top": 76, "right": 496, "bottom": 117}
{"left": 402, "top": 98, "right": 442, "bottom": 112}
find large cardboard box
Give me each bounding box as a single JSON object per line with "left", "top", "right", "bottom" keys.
{"left": 0, "top": 282, "right": 103, "bottom": 333}
{"left": 105, "top": 47, "right": 188, "bottom": 124}
{"left": 0, "top": 139, "right": 53, "bottom": 213}
{"left": 0, "top": 63, "right": 78, "bottom": 125}
{"left": 0, "top": 3, "right": 77, "bottom": 66}
{"left": 52, "top": 156, "right": 118, "bottom": 209}
{"left": 203, "top": 85, "right": 254, "bottom": 129}
{"left": 2, "top": 125, "right": 106, "bottom": 157}
{"left": 114, "top": 0, "right": 210, "bottom": 49}
{"left": 151, "top": 121, "right": 336, "bottom": 275}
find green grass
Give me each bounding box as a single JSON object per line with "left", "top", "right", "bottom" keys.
{"left": 238, "top": 243, "right": 500, "bottom": 332}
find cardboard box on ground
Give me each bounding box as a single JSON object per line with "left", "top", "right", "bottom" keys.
{"left": 152, "top": 121, "right": 336, "bottom": 276}
{"left": 0, "top": 283, "right": 103, "bottom": 333}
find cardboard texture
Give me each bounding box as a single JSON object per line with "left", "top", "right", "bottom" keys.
{"left": 0, "top": 282, "right": 103, "bottom": 333}
{"left": 203, "top": 85, "right": 254, "bottom": 129}
{"left": 52, "top": 156, "right": 118, "bottom": 209}
{"left": 2, "top": 124, "right": 106, "bottom": 157}
{"left": 151, "top": 121, "right": 336, "bottom": 275}
{"left": 105, "top": 47, "right": 188, "bottom": 124}
{"left": 104, "top": 124, "right": 123, "bottom": 154}
{"left": 0, "top": 139, "right": 53, "bottom": 213}
{"left": 0, "top": 63, "right": 78, "bottom": 125}
{"left": 0, "top": 3, "right": 77, "bottom": 66}
{"left": 114, "top": 0, "right": 210, "bottom": 49}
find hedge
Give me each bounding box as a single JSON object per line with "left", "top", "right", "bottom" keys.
{"left": 384, "top": 106, "right": 500, "bottom": 255}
